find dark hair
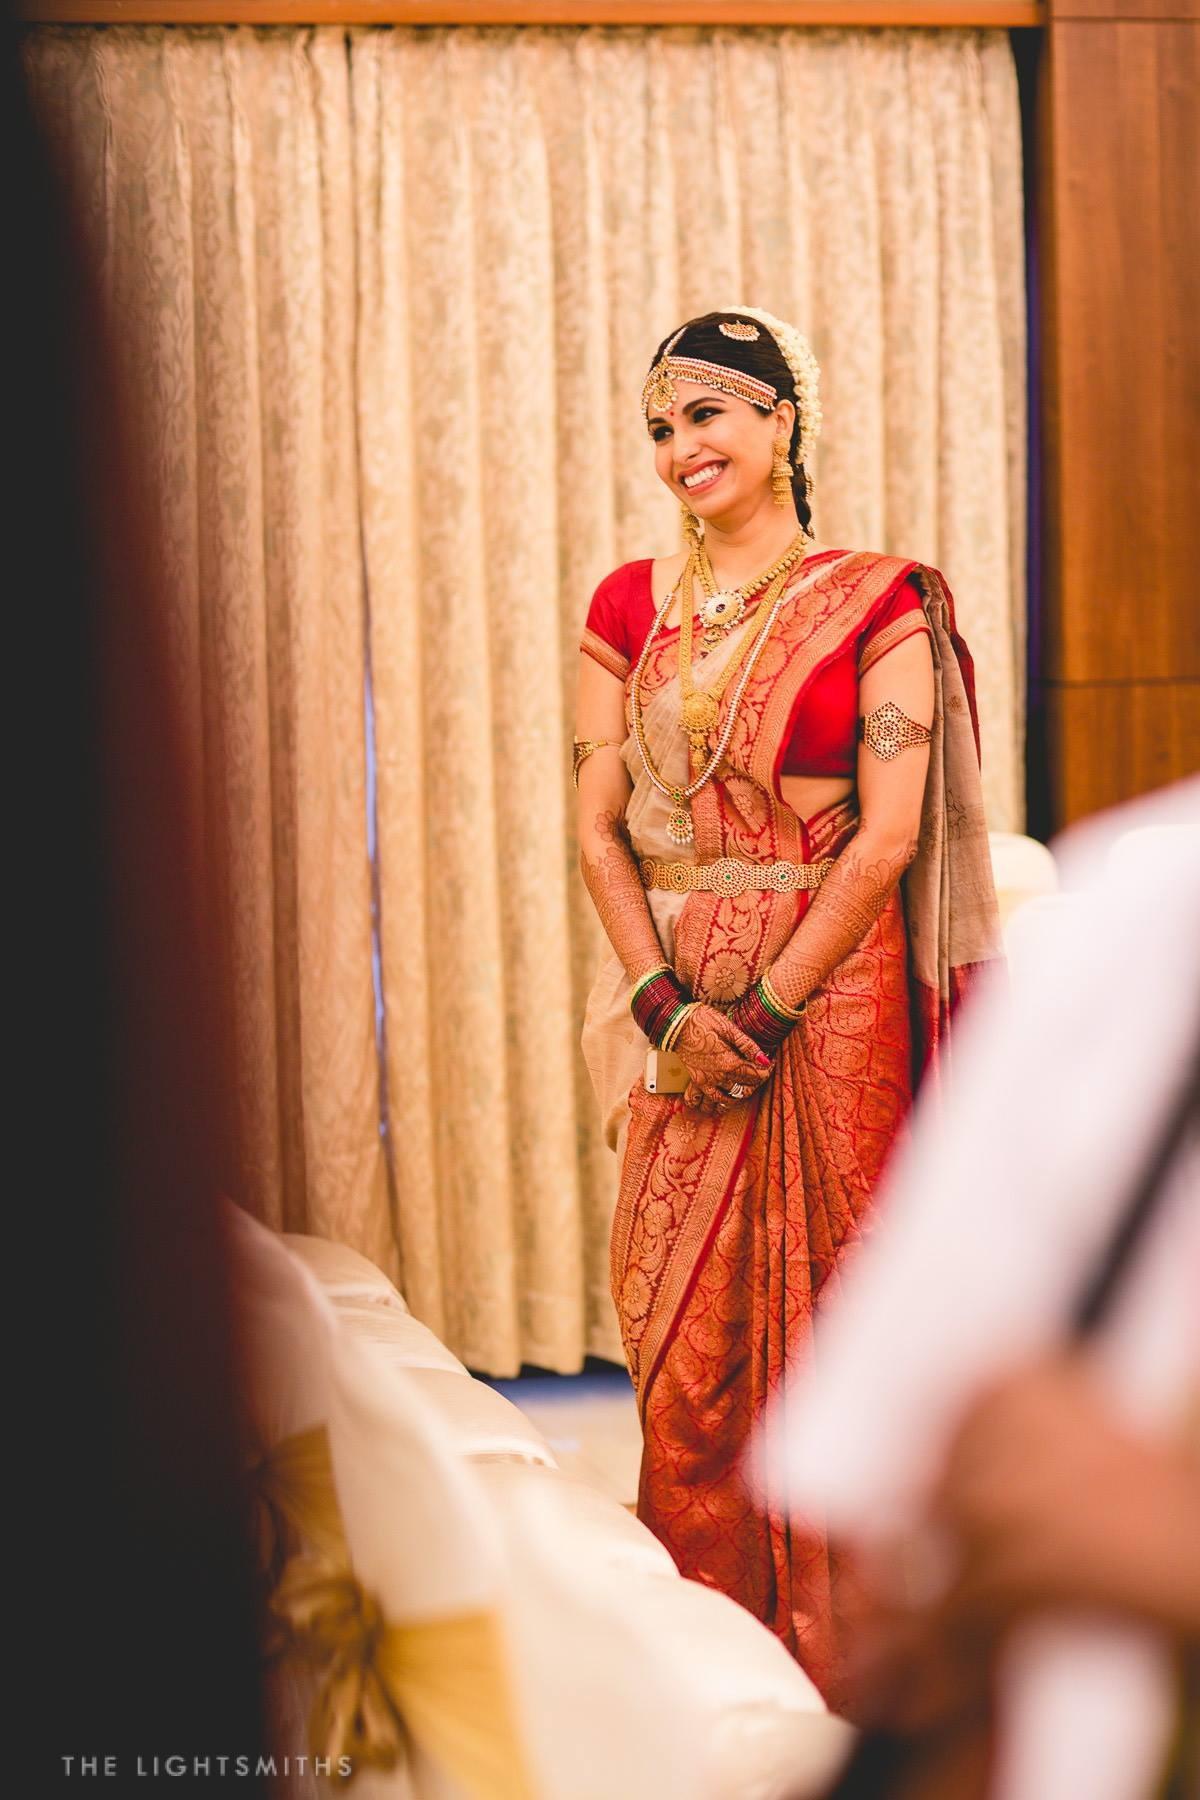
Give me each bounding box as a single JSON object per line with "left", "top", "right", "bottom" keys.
{"left": 647, "top": 310, "right": 813, "bottom": 531}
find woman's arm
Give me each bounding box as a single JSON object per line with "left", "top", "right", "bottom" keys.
{"left": 575, "top": 653, "right": 667, "bottom": 984}
{"left": 735, "top": 631, "right": 935, "bottom": 1038}
{"left": 576, "top": 653, "right": 770, "bottom": 1110}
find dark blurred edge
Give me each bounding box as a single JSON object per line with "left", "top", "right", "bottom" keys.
{"left": 6, "top": 15, "right": 270, "bottom": 1792}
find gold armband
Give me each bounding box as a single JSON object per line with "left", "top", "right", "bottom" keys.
{"left": 858, "top": 701, "right": 932, "bottom": 762}
{"left": 572, "top": 737, "right": 620, "bottom": 786}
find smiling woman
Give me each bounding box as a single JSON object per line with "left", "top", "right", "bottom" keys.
{"left": 575, "top": 307, "right": 1003, "bottom": 1705}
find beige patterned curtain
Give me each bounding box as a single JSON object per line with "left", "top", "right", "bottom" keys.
{"left": 24, "top": 29, "right": 397, "bottom": 1279}
{"left": 25, "top": 24, "right": 1024, "bottom": 1374}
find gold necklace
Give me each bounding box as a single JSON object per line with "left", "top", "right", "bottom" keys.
{"left": 629, "top": 550, "right": 803, "bottom": 847}
{"left": 679, "top": 556, "right": 789, "bottom": 760}
{"left": 695, "top": 529, "right": 810, "bottom": 649}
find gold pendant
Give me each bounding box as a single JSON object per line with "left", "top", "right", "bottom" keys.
{"left": 680, "top": 690, "right": 719, "bottom": 734}
{"left": 666, "top": 794, "right": 694, "bottom": 846}
{"left": 698, "top": 589, "right": 745, "bottom": 635}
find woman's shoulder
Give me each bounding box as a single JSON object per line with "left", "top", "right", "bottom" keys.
{"left": 833, "top": 545, "right": 932, "bottom": 581}
{"left": 831, "top": 552, "right": 938, "bottom": 673}
{"left": 582, "top": 559, "right": 656, "bottom": 673}
{"left": 589, "top": 557, "right": 655, "bottom": 601}
{"left": 824, "top": 547, "right": 939, "bottom": 609}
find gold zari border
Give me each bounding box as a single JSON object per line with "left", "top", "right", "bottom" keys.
{"left": 857, "top": 612, "right": 932, "bottom": 676}
{"left": 580, "top": 626, "right": 630, "bottom": 682}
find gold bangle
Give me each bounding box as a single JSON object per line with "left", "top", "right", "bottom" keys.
{"left": 761, "top": 969, "right": 808, "bottom": 1022}
{"left": 660, "top": 1000, "right": 701, "bottom": 1053}
{"left": 572, "top": 737, "right": 620, "bottom": 786}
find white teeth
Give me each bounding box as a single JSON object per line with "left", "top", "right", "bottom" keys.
{"left": 683, "top": 463, "right": 725, "bottom": 490}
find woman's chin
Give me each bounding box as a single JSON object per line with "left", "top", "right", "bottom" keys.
{"left": 682, "top": 488, "right": 737, "bottom": 525}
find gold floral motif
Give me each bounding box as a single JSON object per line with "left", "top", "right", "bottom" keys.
{"left": 622, "top": 1266, "right": 653, "bottom": 1323}
{"left": 681, "top": 690, "right": 720, "bottom": 734}
{"left": 702, "top": 950, "right": 751, "bottom": 1004}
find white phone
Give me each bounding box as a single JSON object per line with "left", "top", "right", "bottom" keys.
{"left": 645, "top": 1048, "right": 690, "bottom": 1094}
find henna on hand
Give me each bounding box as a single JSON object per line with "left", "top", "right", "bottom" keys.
{"left": 674, "top": 1005, "right": 771, "bottom": 1114}
{"left": 579, "top": 805, "right": 669, "bottom": 983}
{"left": 765, "top": 830, "right": 919, "bottom": 1014}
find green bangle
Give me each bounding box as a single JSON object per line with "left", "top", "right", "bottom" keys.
{"left": 759, "top": 971, "right": 807, "bottom": 1023}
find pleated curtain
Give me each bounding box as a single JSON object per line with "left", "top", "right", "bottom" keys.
{"left": 25, "top": 24, "right": 1025, "bottom": 1372}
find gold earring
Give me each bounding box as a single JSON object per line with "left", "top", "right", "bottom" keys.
{"left": 772, "top": 437, "right": 793, "bottom": 508}
{"left": 680, "top": 499, "right": 703, "bottom": 550}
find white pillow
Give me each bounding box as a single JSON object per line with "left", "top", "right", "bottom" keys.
{"left": 281, "top": 1233, "right": 408, "bottom": 1311}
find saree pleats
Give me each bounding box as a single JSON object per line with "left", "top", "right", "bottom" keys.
{"left": 630, "top": 841, "right": 913, "bottom": 1704}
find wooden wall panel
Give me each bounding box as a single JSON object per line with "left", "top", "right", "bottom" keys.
{"left": 1036, "top": 0, "right": 1200, "bottom": 828}
{"left": 18, "top": 0, "right": 1046, "bottom": 19}
{"left": 1041, "top": 681, "right": 1200, "bottom": 821}
{"left": 1042, "top": 19, "right": 1200, "bottom": 684}
{"left": 1054, "top": 0, "right": 1197, "bottom": 16}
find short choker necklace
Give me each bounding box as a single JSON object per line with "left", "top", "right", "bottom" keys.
{"left": 695, "top": 531, "right": 811, "bottom": 649}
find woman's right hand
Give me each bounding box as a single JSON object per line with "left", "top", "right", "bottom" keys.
{"left": 672, "top": 1005, "right": 773, "bottom": 1116}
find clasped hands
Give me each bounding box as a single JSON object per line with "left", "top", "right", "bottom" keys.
{"left": 671, "top": 1003, "right": 773, "bottom": 1116}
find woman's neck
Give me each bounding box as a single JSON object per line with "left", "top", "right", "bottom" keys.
{"left": 702, "top": 508, "right": 807, "bottom": 590}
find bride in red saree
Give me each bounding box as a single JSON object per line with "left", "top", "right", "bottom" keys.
{"left": 575, "top": 309, "right": 1000, "bottom": 1706}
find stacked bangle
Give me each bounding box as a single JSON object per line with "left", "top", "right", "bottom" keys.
{"left": 630, "top": 965, "right": 693, "bottom": 1049}
{"left": 761, "top": 970, "right": 808, "bottom": 1021}
{"left": 731, "top": 970, "right": 808, "bottom": 1054}
{"left": 660, "top": 1000, "right": 701, "bottom": 1054}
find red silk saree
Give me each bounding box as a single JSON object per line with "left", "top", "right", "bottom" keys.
{"left": 582, "top": 550, "right": 1001, "bottom": 1704}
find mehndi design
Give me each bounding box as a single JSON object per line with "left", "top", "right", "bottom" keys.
{"left": 732, "top": 835, "right": 919, "bottom": 1043}
{"left": 579, "top": 807, "right": 668, "bottom": 985}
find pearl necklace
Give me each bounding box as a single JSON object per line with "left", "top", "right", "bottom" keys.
{"left": 629, "top": 553, "right": 801, "bottom": 847}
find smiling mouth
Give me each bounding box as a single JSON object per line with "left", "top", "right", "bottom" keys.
{"left": 681, "top": 460, "right": 728, "bottom": 494}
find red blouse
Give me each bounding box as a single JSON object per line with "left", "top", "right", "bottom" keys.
{"left": 580, "top": 552, "right": 930, "bottom": 779}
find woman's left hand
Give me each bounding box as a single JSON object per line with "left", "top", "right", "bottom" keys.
{"left": 672, "top": 1005, "right": 772, "bottom": 1115}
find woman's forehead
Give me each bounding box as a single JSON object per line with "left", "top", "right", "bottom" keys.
{"left": 647, "top": 379, "right": 746, "bottom": 423}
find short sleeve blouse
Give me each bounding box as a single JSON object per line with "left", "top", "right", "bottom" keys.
{"left": 579, "top": 554, "right": 930, "bottom": 779}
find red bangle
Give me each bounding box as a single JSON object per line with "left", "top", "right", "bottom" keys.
{"left": 730, "top": 984, "right": 792, "bottom": 1053}
{"left": 631, "top": 970, "right": 689, "bottom": 1047}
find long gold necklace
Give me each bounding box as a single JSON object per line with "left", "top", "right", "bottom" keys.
{"left": 678, "top": 557, "right": 788, "bottom": 765}
{"left": 694, "top": 529, "right": 810, "bottom": 649}
{"left": 629, "top": 548, "right": 804, "bottom": 847}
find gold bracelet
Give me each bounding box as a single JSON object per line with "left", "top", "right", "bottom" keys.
{"left": 760, "top": 969, "right": 808, "bottom": 1022}
{"left": 660, "top": 1000, "right": 701, "bottom": 1054}
{"left": 572, "top": 737, "right": 620, "bottom": 786}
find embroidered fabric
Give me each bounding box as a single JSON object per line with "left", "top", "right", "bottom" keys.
{"left": 581, "top": 556, "right": 930, "bottom": 778}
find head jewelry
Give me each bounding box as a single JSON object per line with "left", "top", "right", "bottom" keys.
{"left": 641, "top": 308, "right": 822, "bottom": 469}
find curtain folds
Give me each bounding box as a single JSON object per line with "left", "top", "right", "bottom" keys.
{"left": 25, "top": 24, "right": 1025, "bottom": 1373}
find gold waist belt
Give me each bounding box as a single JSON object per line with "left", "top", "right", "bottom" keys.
{"left": 639, "top": 855, "right": 834, "bottom": 898}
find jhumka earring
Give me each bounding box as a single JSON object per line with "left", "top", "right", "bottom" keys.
{"left": 680, "top": 499, "right": 704, "bottom": 550}
{"left": 772, "top": 437, "right": 793, "bottom": 508}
